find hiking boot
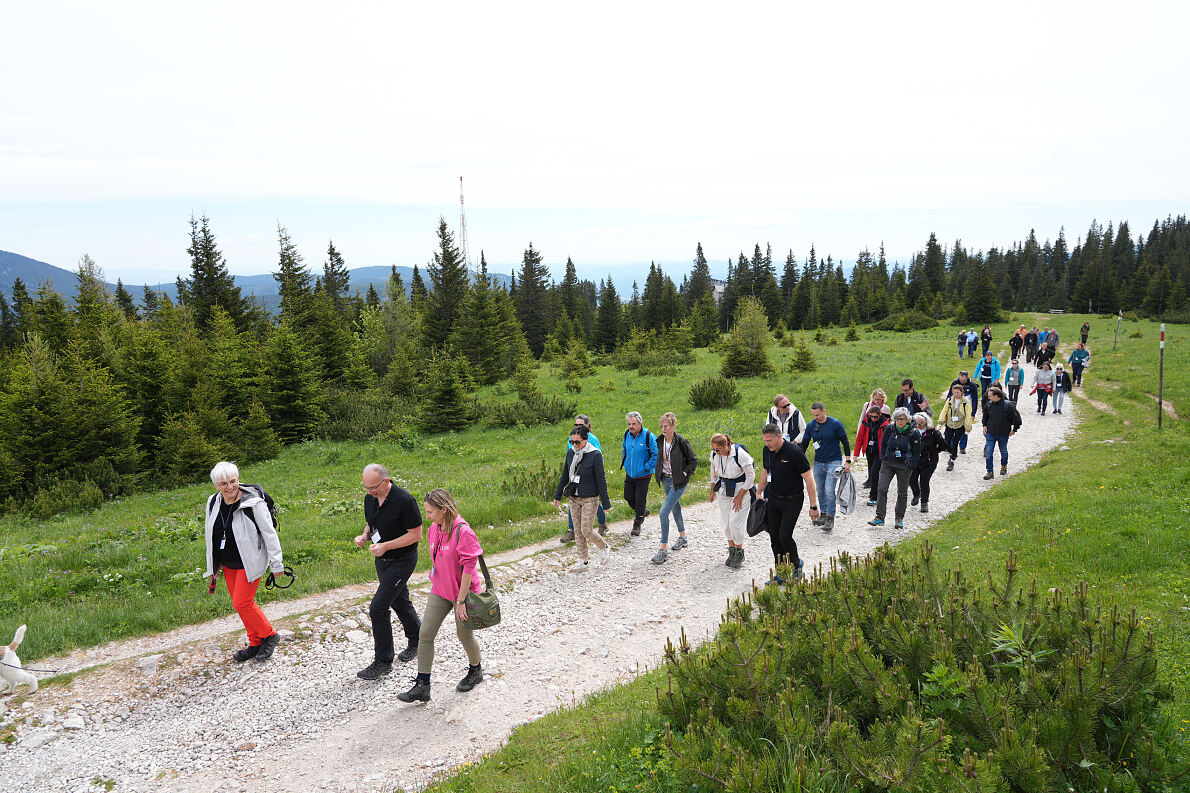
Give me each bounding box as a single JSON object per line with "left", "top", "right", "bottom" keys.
{"left": 895, "top": 520, "right": 904, "bottom": 529}
{"left": 983, "top": 472, "right": 995, "bottom": 480}
{"left": 724, "top": 547, "right": 736, "bottom": 567}
{"left": 396, "top": 677, "right": 431, "bottom": 703}
{"left": 793, "top": 559, "right": 805, "bottom": 580}
{"left": 866, "top": 499, "right": 877, "bottom": 507}
{"left": 860, "top": 480, "right": 870, "bottom": 489}
{"left": 356, "top": 659, "right": 393, "bottom": 680}
{"left": 597, "top": 524, "right": 609, "bottom": 536}
{"left": 630, "top": 518, "right": 642, "bottom": 536}
{"left": 911, "top": 495, "right": 920, "bottom": 506}
{"left": 670, "top": 536, "right": 688, "bottom": 551}
{"left": 921, "top": 503, "right": 929, "bottom": 513}
{"left": 821, "top": 514, "right": 834, "bottom": 532}
{"left": 233, "top": 644, "right": 260, "bottom": 663}
{"left": 456, "top": 665, "right": 484, "bottom": 693}
{"left": 868, "top": 518, "right": 885, "bottom": 527}
{"left": 960, "top": 449, "right": 966, "bottom": 455}
{"left": 559, "top": 530, "right": 575, "bottom": 544}
{"left": 1000, "top": 465, "right": 1008, "bottom": 476}
{"left": 397, "top": 644, "right": 419, "bottom": 664}
{"left": 651, "top": 548, "right": 668, "bottom": 565}
{"left": 728, "top": 548, "right": 744, "bottom": 569}
{"left": 255, "top": 632, "right": 279, "bottom": 661}
{"left": 946, "top": 460, "right": 954, "bottom": 472}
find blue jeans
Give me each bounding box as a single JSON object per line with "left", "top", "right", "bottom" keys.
{"left": 984, "top": 434, "right": 1010, "bottom": 472}
{"left": 659, "top": 476, "right": 687, "bottom": 545}
{"left": 568, "top": 502, "right": 605, "bottom": 532}
{"left": 813, "top": 460, "right": 839, "bottom": 516}
{"left": 1053, "top": 388, "right": 1066, "bottom": 412}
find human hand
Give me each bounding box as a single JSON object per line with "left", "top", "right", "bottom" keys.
{"left": 732, "top": 492, "right": 745, "bottom": 512}
{"left": 455, "top": 602, "right": 468, "bottom": 622}
{"left": 1009, "top": 431, "right": 1016, "bottom": 437}
{"left": 353, "top": 534, "right": 369, "bottom": 548}
{"left": 553, "top": 499, "right": 560, "bottom": 509}
{"left": 369, "top": 543, "right": 386, "bottom": 557}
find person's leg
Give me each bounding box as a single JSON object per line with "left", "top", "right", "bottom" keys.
{"left": 777, "top": 495, "right": 802, "bottom": 568}
{"left": 958, "top": 344, "right": 964, "bottom": 359}
{"left": 893, "top": 466, "right": 910, "bottom": 521}
{"left": 596, "top": 503, "right": 607, "bottom": 527}
{"left": 386, "top": 555, "right": 421, "bottom": 648}
{"left": 998, "top": 436, "right": 1010, "bottom": 469}
{"left": 569, "top": 496, "right": 591, "bottom": 560}
{"left": 416, "top": 594, "right": 452, "bottom": 675}
{"left": 875, "top": 463, "right": 893, "bottom": 520}
{"left": 576, "top": 495, "right": 607, "bottom": 551}
{"left": 944, "top": 427, "right": 958, "bottom": 460}
{"left": 919, "top": 464, "right": 936, "bottom": 506}
{"left": 812, "top": 462, "right": 828, "bottom": 522}
{"left": 1040, "top": 390, "right": 1049, "bottom": 414}
{"left": 225, "top": 567, "right": 273, "bottom": 645}
{"left": 821, "top": 463, "right": 839, "bottom": 517}
{"left": 764, "top": 495, "right": 785, "bottom": 565}
{"left": 630, "top": 477, "right": 649, "bottom": 520}
{"left": 1054, "top": 388, "right": 1065, "bottom": 412}
{"left": 909, "top": 467, "right": 921, "bottom": 501}
{"left": 867, "top": 451, "right": 881, "bottom": 500}
{"left": 726, "top": 497, "right": 750, "bottom": 550}
{"left": 671, "top": 484, "right": 687, "bottom": 538}
{"left": 452, "top": 604, "right": 481, "bottom": 666}
{"left": 984, "top": 433, "right": 995, "bottom": 473}
{"left": 658, "top": 477, "right": 673, "bottom": 547}
{"left": 370, "top": 559, "right": 399, "bottom": 663}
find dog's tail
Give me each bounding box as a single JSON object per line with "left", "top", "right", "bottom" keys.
{"left": 9, "top": 624, "right": 26, "bottom": 651}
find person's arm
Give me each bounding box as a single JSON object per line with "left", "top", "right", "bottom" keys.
{"left": 553, "top": 450, "right": 572, "bottom": 507}
{"left": 756, "top": 467, "right": 769, "bottom": 499}
{"left": 681, "top": 436, "right": 698, "bottom": 480}
{"left": 646, "top": 431, "right": 658, "bottom": 473}
{"left": 594, "top": 451, "right": 611, "bottom": 512}
{"left": 374, "top": 524, "right": 422, "bottom": 555}
{"left": 798, "top": 424, "right": 812, "bottom": 452}
{"left": 802, "top": 469, "right": 819, "bottom": 522}
{"left": 838, "top": 421, "right": 852, "bottom": 468}
{"left": 253, "top": 502, "right": 285, "bottom": 573}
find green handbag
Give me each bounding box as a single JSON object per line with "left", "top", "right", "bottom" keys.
{"left": 438, "top": 524, "right": 501, "bottom": 631}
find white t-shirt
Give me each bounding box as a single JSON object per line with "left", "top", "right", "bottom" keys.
{"left": 710, "top": 447, "right": 755, "bottom": 491}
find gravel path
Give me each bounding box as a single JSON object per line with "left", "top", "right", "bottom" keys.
{"left": 0, "top": 361, "right": 1080, "bottom": 793}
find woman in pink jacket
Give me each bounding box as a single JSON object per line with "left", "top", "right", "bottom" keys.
{"left": 396, "top": 488, "right": 484, "bottom": 703}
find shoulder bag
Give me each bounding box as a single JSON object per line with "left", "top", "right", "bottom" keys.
{"left": 438, "top": 524, "right": 501, "bottom": 631}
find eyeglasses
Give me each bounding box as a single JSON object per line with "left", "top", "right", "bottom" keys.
{"left": 362, "top": 481, "right": 385, "bottom": 493}
{"left": 777, "top": 402, "right": 791, "bottom": 409}
{"left": 215, "top": 480, "right": 238, "bottom": 489}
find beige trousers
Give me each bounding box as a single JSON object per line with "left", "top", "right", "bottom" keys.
{"left": 569, "top": 495, "right": 608, "bottom": 561}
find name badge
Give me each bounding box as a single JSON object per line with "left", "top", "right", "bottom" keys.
{"left": 371, "top": 530, "right": 380, "bottom": 544}
{"left": 895, "top": 450, "right": 902, "bottom": 458}
{"left": 953, "top": 412, "right": 962, "bottom": 421}
{"left": 812, "top": 441, "right": 821, "bottom": 450}
{"left": 219, "top": 536, "right": 227, "bottom": 549}
{"left": 868, "top": 440, "right": 875, "bottom": 447}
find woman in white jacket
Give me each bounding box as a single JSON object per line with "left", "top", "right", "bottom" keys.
{"left": 204, "top": 461, "right": 286, "bottom": 663}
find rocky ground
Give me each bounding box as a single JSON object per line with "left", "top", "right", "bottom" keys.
{"left": 0, "top": 368, "right": 1083, "bottom": 793}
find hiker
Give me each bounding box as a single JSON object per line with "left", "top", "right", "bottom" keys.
{"left": 867, "top": 407, "right": 921, "bottom": 530}
{"left": 1003, "top": 358, "right": 1025, "bottom": 402}
{"left": 895, "top": 378, "right": 930, "bottom": 416}
{"left": 980, "top": 325, "right": 993, "bottom": 355}
{"left": 204, "top": 461, "right": 284, "bottom": 664}
{"left": 1035, "top": 342, "right": 1056, "bottom": 368}
{"left": 621, "top": 411, "right": 658, "bottom": 536}
{"left": 559, "top": 414, "right": 608, "bottom": 544}
{"left": 973, "top": 350, "right": 1001, "bottom": 412}
{"left": 966, "top": 328, "right": 979, "bottom": 358}
{"left": 909, "top": 413, "right": 948, "bottom": 514}
{"left": 355, "top": 463, "right": 423, "bottom": 680}
{"left": 708, "top": 432, "right": 754, "bottom": 570}
{"left": 1032, "top": 360, "right": 1055, "bottom": 415}
{"left": 554, "top": 424, "right": 613, "bottom": 572}
{"left": 1080, "top": 321, "right": 1091, "bottom": 344}
{"left": 1068, "top": 343, "right": 1091, "bottom": 386}
{"left": 1053, "top": 363, "right": 1072, "bottom": 415}
{"left": 395, "top": 488, "right": 485, "bottom": 704}
{"left": 957, "top": 328, "right": 968, "bottom": 358}
{"left": 1024, "top": 327, "right": 1039, "bottom": 363}
{"left": 941, "top": 383, "right": 974, "bottom": 472}
{"left": 856, "top": 389, "right": 889, "bottom": 458}
{"left": 766, "top": 393, "right": 807, "bottom": 443}
{"left": 982, "top": 386, "right": 1022, "bottom": 480}
{"left": 856, "top": 403, "right": 891, "bottom": 505}
{"left": 1009, "top": 326, "right": 1026, "bottom": 359}
{"left": 756, "top": 423, "right": 817, "bottom": 582}
{"left": 651, "top": 412, "right": 697, "bottom": 565}
{"left": 797, "top": 401, "right": 852, "bottom": 532}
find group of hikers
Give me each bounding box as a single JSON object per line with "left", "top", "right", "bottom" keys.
{"left": 199, "top": 322, "right": 1091, "bottom": 703}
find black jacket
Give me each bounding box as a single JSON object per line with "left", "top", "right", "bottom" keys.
{"left": 895, "top": 390, "right": 930, "bottom": 416}
{"left": 1056, "top": 371, "right": 1073, "bottom": 392}
{"left": 1023, "top": 332, "right": 1038, "bottom": 349}
{"left": 916, "top": 428, "right": 949, "bottom": 469}
{"left": 654, "top": 432, "right": 698, "bottom": 489}
{"left": 880, "top": 424, "right": 922, "bottom": 469}
{"left": 982, "top": 399, "right": 1023, "bottom": 436}
{"left": 1035, "top": 347, "right": 1056, "bottom": 367}
{"left": 555, "top": 447, "right": 612, "bottom": 509}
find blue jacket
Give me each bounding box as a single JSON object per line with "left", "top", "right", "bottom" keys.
{"left": 621, "top": 428, "right": 658, "bottom": 479}
{"left": 973, "top": 356, "right": 1001, "bottom": 383}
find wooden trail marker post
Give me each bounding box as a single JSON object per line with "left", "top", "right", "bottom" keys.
{"left": 1157, "top": 323, "right": 1165, "bottom": 429}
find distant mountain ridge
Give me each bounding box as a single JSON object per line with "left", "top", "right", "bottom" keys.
{"left": 0, "top": 250, "right": 510, "bottom": 311}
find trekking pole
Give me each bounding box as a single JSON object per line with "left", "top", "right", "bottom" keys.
{"left": 1157, "top": 324, "right": 1165, "bottom": 429}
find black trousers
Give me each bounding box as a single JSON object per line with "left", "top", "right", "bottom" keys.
{"left": 764, "top": 493, "right": 804, "bottom": 567}
{"left": 1007, "top": 384, "right": 1021, "bottom": 401}
{"left": 370, "top": 554, "right": 421, "bottom": 663}
{"left": 623, "top": 475, "right": 651, "bottom": 519}
{"left": 876, "top": 462, "right": 911, "bottom": 521}
{"left": 943, "top": 426, "right": 966, "bottom": 460}
{"left": 865, "top": 447, "right": 882, "bottom": 501}
{"left": 910, "top": 463, "right": 937, "bottom": 505}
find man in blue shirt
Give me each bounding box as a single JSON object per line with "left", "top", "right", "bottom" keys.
{"left": 798, "top": 402, "right": 852, "bottom": 532}
{"left": 559, "top": 414, "right": 608, "bottom": 543}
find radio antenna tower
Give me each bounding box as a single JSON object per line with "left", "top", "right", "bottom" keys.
{"left": 458, "top": 176, "right": 472, "bottom": 270}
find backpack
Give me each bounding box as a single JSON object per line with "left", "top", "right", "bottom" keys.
{"left": 207, "top": 483, "right": 278, "bottom": 533}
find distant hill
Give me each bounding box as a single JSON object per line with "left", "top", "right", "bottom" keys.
{"left": 0, "top": 250, "right": 509, "bottom": 312}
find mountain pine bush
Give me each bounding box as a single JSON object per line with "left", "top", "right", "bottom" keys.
{"left": 688, "top": 377, "right": 741, "bottom": 411}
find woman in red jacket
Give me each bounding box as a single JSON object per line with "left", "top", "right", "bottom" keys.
{"left": 854, "top": 404, "right": 891, "bottom": 507}
{"left": 396, "top": 488, "right": 484, "bottom": 703}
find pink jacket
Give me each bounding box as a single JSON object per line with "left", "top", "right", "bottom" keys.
{"left": 428, "top": 516, "right": 484, "bottom": 603}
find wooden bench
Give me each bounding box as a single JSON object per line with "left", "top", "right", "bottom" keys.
{"left": 1047, "top": 309, "right": 1066, "bottom": 314}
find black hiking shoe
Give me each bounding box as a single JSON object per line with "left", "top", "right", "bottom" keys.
{"left": 397, "top": 678, "right": 431, "bottom": 703}
{"left": 397, "top": 644, "right": 419, "bottom": 664}
{"left": 255, "top": 632, "right": 279, "bottom": 661}
{"left": 357, "top": 659, "right": 393, "bottom": 680}
{"left": 456, "top": 665, "right": 484, "bottom": 692}
{"left": 233, "top": 644, "right": 260, "bottom": 663}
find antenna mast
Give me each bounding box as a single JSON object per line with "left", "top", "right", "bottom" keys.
{"left": 458, "top": 176, "right": 472, "bottom": 270}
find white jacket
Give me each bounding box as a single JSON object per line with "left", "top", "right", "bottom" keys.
{"left": 204, "top": 490, "right": 284, "bottom": 582}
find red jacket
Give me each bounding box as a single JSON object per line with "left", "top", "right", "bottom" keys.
{"left": 855, "top": 416, "right": 890, "bottom": 457}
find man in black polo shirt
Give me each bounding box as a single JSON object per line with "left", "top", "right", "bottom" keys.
{"left": 756, "top": 423, "right": 818, "bottom": 583}
{"left": 354, "top": 463, "right": 423, "bottom": 680}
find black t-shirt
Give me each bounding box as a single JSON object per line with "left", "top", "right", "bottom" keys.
{"left": 761, "top": 441, "right": 812, "bottom": 498}
{"left": 216, "top": 498, "right": 244, "bottom": 570}
{"left": 364, "top": 483, "right": 422, "bottom": 560}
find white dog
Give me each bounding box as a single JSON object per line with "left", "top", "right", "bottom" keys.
{"left": 1, "top": 625, "right": 38, "bottom": 694}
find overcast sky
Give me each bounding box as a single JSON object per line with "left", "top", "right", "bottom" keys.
{"left": 3, "top": 1, "right": 1188, "bottom": 285}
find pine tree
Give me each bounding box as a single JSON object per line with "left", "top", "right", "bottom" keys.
{"left": 422, "top": 218, "right": 470, "bottom": 350}
{"left": 409, "top": 264, "right": 428, "bottom": 309}
{"left": 322, "top": 241, "right": 351, "bottom": 309}
{"left": 559, "top": 257, "right": 582, "bottom": 320}
{"left": 418, "top": 355, "right": 475, "bottom": 433}
{"left": 10, "top": 278, "right": 33, "bottom": 339}
{"left": 273, "top": 224, "right": 313, "bottom": 324}
{"left": 235, "top": 401, "right": 282, "bottom": 464}
{"left": 73, "top": 255, "right": 114, "bottom": 359}
{"left": 0, "top": 292, "right": 17, "bottom": 350}
{"left": 204, "top": 307, "right": 254, "bottom": 421}
{"left": 114, "top": 279, "right": 137, "bottom": 320}
{"left": 689, "top": 292, "right": 720, "bottom": 347}
{"left": 780, "top": 251, "right": 798, "bottom": 315}
{"left": 365, "top": 283, "right": 380, "bottom": 308}
{"left": 685, "top": 243, "right": 714, "bottom": 308}
{"left": 514, "top": 243, "right": 551, "bottom": 356}
{"left": 141, "top": 285, "right": 160, "bottom": 321}
{"left": 32, "top": 282, "right": 72, "bottom": 350}
{"left": 155, "top": 410, "right": 224, "bottom": 484}
{"left": 305, "top": 290, "right": 354, "bottom": 385}
{"left": 449, "top": 255, "right": 505, "bottom": 385}
{"left": 113, "top": 319, "right": 172, "bottom": 455}
{"left": 790, "top": 262, "right": 814, "bottom": 329}
{"left": 387, "top": 265, "right": 405, "bottom": 302}
{"left": 719, "top": 298, "right": 774, "bottom": 378}
{"left": 185, "top": 214, "right": 244, "bottom": 331}
{"left": 593, "top": 277, "right": 621, "bottom": 352}
{"left": 261, "top": 322, "right": 325, "bottom": 443}
{"left": 963, "top": 258, "right": 1000, "bottom": 323}
{"left": 789, "top": 337, "right": 818, "bottom": 371}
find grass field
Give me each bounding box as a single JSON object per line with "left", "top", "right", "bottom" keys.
{"left": 0, "top": 313, "right": 1183, "bottom": 669}
{"left": 417, "top": 314, "right": 1190, "bottom": 793}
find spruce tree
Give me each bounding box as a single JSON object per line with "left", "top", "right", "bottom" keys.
{"left": 185, "top": 214, "right": 244, "bottom": 331}
{"left": 449, "top": 255, "right": 505, "bottom": 385}
{"left": 10, "top": 278, "right": 33, "bottom": 339}
{"left": 236, "top": 401, "right": 282, "bottom": 463}
{"left": 789, "top": 337, "right": 818, "bottom": 371}
{"left": 273, "top": 224, "right": 313, "bottom": 324}
{"left": 261, "top": 322, "right": 325, "bottom": 443}
{"left": 365, "top": 283, "right": 380, "bottom": 308}
{"left": 963, "top": 258, "right": 1000, "bottom": 322}
{"left": 305, "top": 290, "right": 354, "bottom": 385}
{"left": 155, "top": 411, "right": 224, "bottom": 484}
{"left": 204, "top": 307, "right": 254, "bottom": 421}
{"left": 422, "top": 218, "right": 470, "bottom": 350}
{"left": 322, "top": 241, "right": 351, "bottom": 309}
{"left": 387, "top": 265, "right": 405, "bottom": 302}
{"left": 780, "top": 251, "right": 798, "bottom": 315}
{"left": 73, "top": 255, "right": 114, "bottom": 359}
{"left": 593, "top": 277, "right": 621, "bottom": 352}
{"left": 790, "top": 262, "right": 814, "bottom": 329}
{"left": 141, "top": 285, "right": 160, "bottom": 321}
{"left": 689, "top": 292, "right": 720, "bottom": 347}
{"left": 418, "top": 355, "right": 475, "bottom": 433}
{"left": 0, "top": 293, "right": 18, "bottom": 350}
{"left": 719, "top": 297, "right": 774, "bottom": 378}
{"left": 513, "top": 243, "right": 551, "bottom": 356}
{"left": 559, "top": 257, "right": 582, "bottom": 319}
{"left": 114, "top": 280, "right": 137, "bottom": 320}
{"left": 923, "top": 232, "right": 946, "bottom": 297}
{"left": 684, "top": 242, "right": 714, "bottom": 308}
{"left": 32, "top": 282, "right": 72, "bottom": 350}
{"left": 409, "top": 264, "right": 428, "bottom": 309}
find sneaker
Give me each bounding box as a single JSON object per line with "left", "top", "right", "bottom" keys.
{"left": 983, "top": 472, "right": 995, "bottom": 480}
{"left": 793, "top": 559, "right": 805, "bottom": 580}
{"left": 559, "top": 530, "right": 575, "bottom": 544}
{"left": 946, "top": 460, "right": 954, "bottom": 472}
{"left": 601, "top": 545, "right": 612, "bottom": 565}
{"left": 724, "top": 548, "right": 736, "bottom": 567}
{"left": 960, "top": 449, "right": 966, "bottom": 455}
{"left": 867, "top": 518, "right": 884, "bottom": 527}
{"left": 866, "top": 499, "right": 877, "bottom": 507}
{"left": 356, "top": 659, "right": 393, "bottom": 680}
{"left": 911, "top": 495, "right": 920, "bottom": 506}
{"left": 651, "top": 548, "right": 668, "bottom": 565}
{"left": 921, "top": 503, "right": 929, "bottom": 513}
{"left": 456, "top": 665, "right": 484, "bottom": 693}
{"left": 1000, "top": 465, "right": 1007, "bottom": 476}
{"left": 396, "top": 677, "right": 431, "bottom": 703}
{"left": 397, "top": 644, "right": 419, "bottom": 664}
{"left": 233, "top": 644, "right": 260, "bottom": 663}
{"left": 728, "top": 548, "right": 744, "bottom": 569}
{"left": 821, "top": 514, "right": 834, "bottom": 532}
{"left": 670, "top": 536, "right": 688, "bottom": 551}
{"left": 569, "top": 560, "right": 590, "bottom": 572}
{"left": 597, "top": 524, "right": 609, "bottom": 536}
{"left": 895, "top": 520, "right": 904, "bottom": 529}
{"left": 255, "top": 632, "right": 279, "bottom": 661}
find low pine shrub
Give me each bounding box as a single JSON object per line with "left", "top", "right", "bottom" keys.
{"left": 500, "top": 456, "right": 563, "bottom": 499}
{"left": 485, "top": 391, "right": 579, "bottom": 429}
{"left": 660, "top": 544, "right": 1186, "bottom": 792}
{"left": 845, "top": 323, "right": 859, "bottom": 341}
{"left": 688, "top": 377, "right": 741, "bottom": 410}
{"left": 1128, "top": 330, "right": 1144, "bottom": 339}
{"left": 788, "top": 338, "right": 817, "bottom": 371}
{"left": 874, "top": 309, "right": 939, "bottom": 331}
{"left": 26, "top": 478, "right": 105, "bottom": 519}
